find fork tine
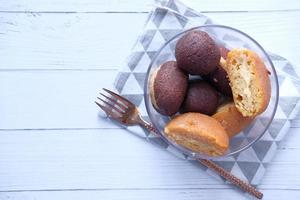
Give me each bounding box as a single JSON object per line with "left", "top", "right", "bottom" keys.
{"left": 95, "top": 101, "right": 122, "bottom": 120}
{"left": 100, "top": 92, "right": 128, "bottom": 111}
{"left": 97, "top": 97, "right": 125, "bottom": 114}
{"left": 103, "top": 88, "right": 132, "bottom": 107}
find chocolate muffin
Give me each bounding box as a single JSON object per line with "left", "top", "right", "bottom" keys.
{"left": 175, "top": 30, "right": 220, "bottom": 75}
{"left": 219, "top": 45, "right": 230, "bottom": 59}
{"left": 204, "top": 46, "right": 232, "bottom": 96}
{"left": 150, "top": 61, "right": 188, "bottom": 116}
{"left": 204, "top": 65, "right": 232, "bottom": 97}
{"left": 181, "top": 81, "right": 219, "bottom": 115}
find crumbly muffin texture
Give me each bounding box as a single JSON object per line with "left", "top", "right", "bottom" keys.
{"left": 226, "top": 49, "right": 271, "bottom": 117}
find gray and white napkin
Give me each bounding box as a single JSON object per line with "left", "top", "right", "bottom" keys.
{"left": 113, "top": 0, "right": 300, "bottom": 185}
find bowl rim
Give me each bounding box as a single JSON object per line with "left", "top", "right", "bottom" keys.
{"left": 144, "top": 24, "right": 279, "bottom": 159}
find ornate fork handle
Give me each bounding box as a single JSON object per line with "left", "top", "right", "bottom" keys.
{"left": 138, "top": 118, "right": 159, "bottom": 134}
{"left": 96, "top": 88, "right": 263, "bottom": 199}
{"left": 138, "top": 117, "right": 263, "bottom": 199}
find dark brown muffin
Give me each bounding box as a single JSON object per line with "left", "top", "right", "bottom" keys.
{"left": 150, "top": 61, "right": 188, "bottom": 116}
{"left": 181, "top": 81, "right": 219, "bottom": 115}
{"left": 204, "top": 46, "right": 232, "bottom": 96}
{"left": 175, "top": 30, "right": 220, "bottom": 75}
{"left": 219, "top": 45, "right": 230, "bottom": 59}
{"left": 204, "top": 65, "right": 232, "bottom": 97}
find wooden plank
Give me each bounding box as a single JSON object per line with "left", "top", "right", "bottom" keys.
{"left": 0, "top": 13, "right": 147, "bottom": 70}
{"left": 0, "top": 4, "right": 299, "bottom": 199}
{"left": 184, "top": 0, "right": 300, "bottom": 12}
{"left": 1, "top": 70, "right": 299, "bottom": 130}
{"left": 0, "top": 12, "right": 299, "bottom": 70}
{"left": 1, "top": 189, "right": 299, "bottom": 200}
{"left": 206, "top": 11, "right": 300, "bottom": 70}
{"left": 0, "top": 0, "right": 299, "bottom": 12}
{"left": 0, "top": 128, "right": 299, "bottom": 191}
{"left": 0, "top": 70, "right": 119, "bottom": 129}
{"left": 0, "top": 129, "right": 232, "bottom": 191}
{"left": 0, "top": 0, "right": 154, "bottom": 12}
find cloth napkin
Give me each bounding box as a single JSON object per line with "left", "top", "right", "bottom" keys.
{"left": 113, "top": 0, "right": 300, "bottom": 185}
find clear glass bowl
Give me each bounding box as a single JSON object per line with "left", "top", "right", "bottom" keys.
{"left": 144, "top": 25, "right": 279, "bottom": 159}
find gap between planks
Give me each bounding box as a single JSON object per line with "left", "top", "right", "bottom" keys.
{"left": 0, "top": 70, "right": 299, "bottom": 129}
{"left": 0, "top": 0, "right": 299, "bottom": 12}
{"left": 0, "top": 12, "right": 299, "bottom": 71}
{"left": 1, "top": 9, "right": 300, "bottom": 14}
{"left": 1, "top": 188, "right": 300, "bottom": 200}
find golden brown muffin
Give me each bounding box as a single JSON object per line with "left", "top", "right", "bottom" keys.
{"left": 225, "top": 48, "right": 271, "bottom": 117}
{"left": 164, "top": 113, "right": 229, "bottom": 156}
{"left": 212, "top": 102, "right": 254, "bottom": 138}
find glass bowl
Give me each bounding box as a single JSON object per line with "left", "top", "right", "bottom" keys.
{"left": 144, "top": 25, "right": 279, "bottom": 159}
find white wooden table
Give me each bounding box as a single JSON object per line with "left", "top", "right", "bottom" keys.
{"left": 0, "top": 0, "right": 300, "bottom": 199}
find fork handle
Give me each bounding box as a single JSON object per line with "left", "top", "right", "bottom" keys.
{"left": 139, "top": 119, "right": 159, "bottom": 135}
{"left": 138, "top": 118, "right": 263, "bottom": 199}
{"left": 198, "top": 159, "right": 263, "bottom": 199}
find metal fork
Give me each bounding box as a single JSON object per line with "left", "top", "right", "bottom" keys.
{"left": 95, "top": 88, "right": 263, "bottom": 199}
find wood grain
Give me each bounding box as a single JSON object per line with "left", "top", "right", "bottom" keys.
{"left": 0, "top": 12, "right": 299, "bottom": 70}
{"left": 0, "top": 13, "right": 147, "bottom": 70}
{"left": 207, "top": 11, "right": 300, "bottom": 69}
{"left": 1, "top": 70, "right": 299, "bottom": 130}
{"left": 0, "top": 128, "right": 299, "bottom": 192}
{"left": 1, "top": 189, "right": 300, "bottom": 200}
{"left": 0, "top": 70, "right": 118, "bottom": 129}
{"left": 0, "top": 0, "right": 299, "bottom": 12}
{"left": 0, "top": 0, "right": 299, "bottom": 199}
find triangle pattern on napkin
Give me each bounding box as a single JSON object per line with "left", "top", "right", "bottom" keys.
{"left": 113, "top": 0, "right": 300, "bottom": 186}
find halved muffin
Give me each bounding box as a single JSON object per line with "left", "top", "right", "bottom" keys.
{"left": 225, "top": 48, "right": 271, "bottom": 117}
{"left": 164, "top": 113, "right": 229, "bottom": 156}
